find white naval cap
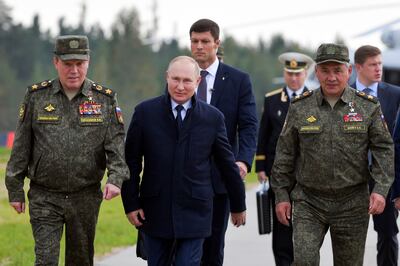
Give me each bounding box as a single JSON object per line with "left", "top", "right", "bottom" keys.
{"left": 278, "top": 52, "right": 314, "bottom": 73}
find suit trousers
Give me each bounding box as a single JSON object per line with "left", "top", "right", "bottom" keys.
{"left": 201, "top": 193, "right": 230, "bottom": 266}
{"left": 28, "top": 186, "right": 102, "bottom": 266}
{"left": 144, "top": 233, "right": 204, "bottom": 266}
{"left": 292, "top": 188, "right": 369, "bottom": 266}
{"left": 373, "top": 193, "right": 399, "bottom": 266}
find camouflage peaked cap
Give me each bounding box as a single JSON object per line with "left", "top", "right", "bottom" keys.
{"left": 54, "top": 35, "right": 90, "bottom": 60}
{"left": 315, "top": 43, "right": 349, "bottom": 65}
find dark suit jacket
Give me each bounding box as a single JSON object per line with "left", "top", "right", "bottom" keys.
{"left": 121, "top": 94, "right": 246, "bottom": 239}
{"left": 255, "top": 88, "right": 290, "bottom": 175}
{"left": 210, "top": 62, "right": 258, "bottom": 194}
{"left": 352, "top": 82, "right": 400, "bottom": 198}
{"left": 255, "top": 87, "right": 308, "bottom": 175}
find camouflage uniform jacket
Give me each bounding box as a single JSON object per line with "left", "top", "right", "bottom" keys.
{"left": 6, "top": 78, "right": 129, "bottom": 202}
{"left": 271, "top": 86, "right": 394, "bottom": 203}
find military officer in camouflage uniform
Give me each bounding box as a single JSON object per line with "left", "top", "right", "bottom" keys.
{"left": 271, "top": 43, "right": 394, "bottom": 266}
{"left": 5, "top": 35, "right": 129, "bottom": 266}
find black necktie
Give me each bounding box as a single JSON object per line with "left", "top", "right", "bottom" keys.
{"left": 291, "top": 92, "right": 296, "bottom": 99}
{"left": 175, "top": 105, "right": 184, "bottom": 130}
{"left": 363, "top": 87, "right": 373, "bottom": 96}
{"left": 197, "top": 70, "right": 208, "bottom": 101}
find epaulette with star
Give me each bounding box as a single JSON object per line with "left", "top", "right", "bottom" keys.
{"left": 291, "top": 90, "right": 313, "bottom": 103}
{"left": 92, "top": 83, "right": 115, "bottom": 97}
{"left": 265, "top": 88, "right": 283, "bottom": 98}
{"left": 28, "top": 80, "right": 52, "bottom": 92}
{"left": 355, "top": 90, "right": 378, "bottom": 103}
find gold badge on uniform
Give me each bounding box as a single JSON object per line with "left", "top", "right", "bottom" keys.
{"left": 44, "top": 104, "right": 55, "bottom": 112}
{"left": 306, "top": 116, "right": 317, "bottom": 123}
{"left": 105, "top": 89, "right": 112, "bottom": 95}
{"left": 19, "top": 104, "right": 26, "bottom": 121}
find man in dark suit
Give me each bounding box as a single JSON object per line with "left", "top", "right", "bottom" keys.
{"left": 189, "top": 19, "right": 258, "bottom": 266}
{"left": 121, "top": 56, "right": 246, "bottom": 266}
{"left": 255, "top": 52, "right": 313, "bottom": 266}
{"left": 352, "top": 45, "right": 400, "bottom": 266}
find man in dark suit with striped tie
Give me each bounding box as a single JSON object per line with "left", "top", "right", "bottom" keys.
{"left": 121, "top": 56, "right": 246, "bottom": 266}
{"left": 189, "top": 19, "right": 258, "bottom": 266}
{"left": 255, "top": 52, "right": 313, "bottom": 266}
{"left": 351, "top": 45, "right": 400, "bottom": 266}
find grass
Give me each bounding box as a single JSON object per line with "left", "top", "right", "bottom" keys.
{"left": 0, "top": 147, "right": 258, "bottom": 265}
{"left": 0, "top": 147, "right": 137, "bottom": 266}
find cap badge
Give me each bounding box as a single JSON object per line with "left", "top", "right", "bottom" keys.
{"left": 326, "top": 46, "right": 335, "bottom": 55}
{"left": 290, "top": 59, "right": 298, "bottom": 68}
{"left": 69, "top": 40, "right": 79, "bottom": 49}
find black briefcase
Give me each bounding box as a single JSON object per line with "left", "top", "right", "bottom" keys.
{"left": 256, "top": 182, "right": 272, "bottom": 234}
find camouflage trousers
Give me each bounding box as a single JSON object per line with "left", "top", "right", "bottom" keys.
{"left": 28, "top": 185, "right": 103, "bottom": 266}
{"left": 291, "top": 185, "right": 370, "bottom": 266}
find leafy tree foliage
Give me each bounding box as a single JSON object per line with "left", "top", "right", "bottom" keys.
{"left": 0, "top": 0, "right": 315, "bottom": 131}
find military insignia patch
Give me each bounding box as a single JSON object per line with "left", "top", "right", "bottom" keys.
{"left": 19, "top": 104, "right": 26, "bottom": 121}
{"left": 115, "top": 106, "right": 124, "bottom": 124}
{"left": 306, "top": 116, "right": 317, "bottom": 123}
{"left": 44, "top": 104, "right": 55, "bottom": 112}
{"left": 29, "top": 80, "right": 52, "bottom": 92}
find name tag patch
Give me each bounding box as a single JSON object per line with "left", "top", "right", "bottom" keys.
{"left": 37, "top": 115, "right": 60, "bottom": 124}
{"left": 300, "top": 125, "right": 321, "bottom": 133}
{"left": 80, "top": 117, "right": 103, "bottom": 123}
{"left": 343, "top": 124, "right": 367, "bottom": 132}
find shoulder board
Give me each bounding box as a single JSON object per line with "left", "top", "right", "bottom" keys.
{"left": 265, "top": 88, "right": 283, "bottom": 97}
{"left": 291, "top": 90, "right": 313, "bottom": 103}
{"left": 355, "top": 90, "right": 378, "bottom": 103}
{"left": 28, "top": 80, "right": 52, "bottom": 92}
{"left": 92, "top": 83, "right": 115, "bottom": 97}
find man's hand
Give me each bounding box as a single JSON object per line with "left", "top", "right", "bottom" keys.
{"left": 257, "top": 171, "right": 268, "bottom": 183}
{"left": 103, "top": 183, "right": 121, "bottom": 200}
{"left": 126, "top": 209, "right": 145, "bottom": 227}
{"left": 231, "top": 211, "right": 246, "bottom": 227}
{"left": 369, "top": 192, "right": 386, "bottom": 215}
{"left": 276, "top": 201, "right": 291, "bottom": 226}
{"left": 235, "top": 161, "right": 248, "bottom": 179}
{"left": 10, "top": 202, "right": 25, "bottom": 214}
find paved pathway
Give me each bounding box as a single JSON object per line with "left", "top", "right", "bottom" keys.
{"left": 96, "top": 188, "right": 398, "bottom": 265}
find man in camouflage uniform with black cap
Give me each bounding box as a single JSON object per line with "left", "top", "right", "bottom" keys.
{"left": 271, "top": 43, "right": 394, "bottom": 265}
{"left": 5, "top": 35, "right": 129, "bottom": 266}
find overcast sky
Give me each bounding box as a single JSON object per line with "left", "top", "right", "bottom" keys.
{"left": 4, "top": 0, "right": 400, "bottom": 51}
